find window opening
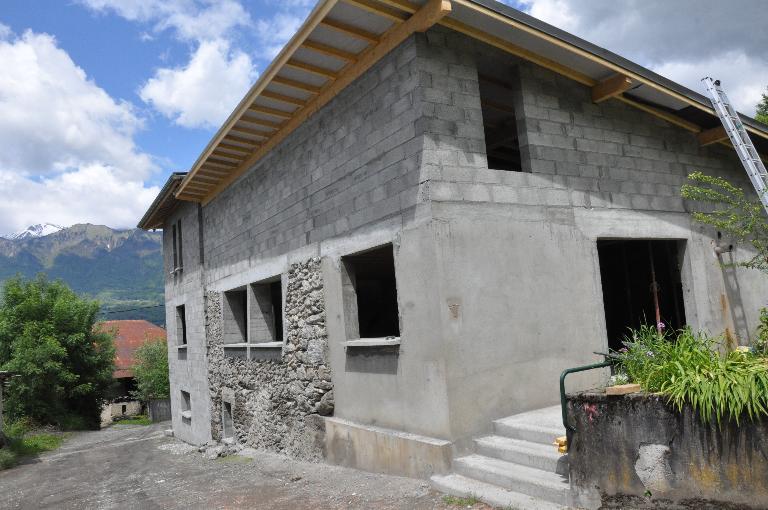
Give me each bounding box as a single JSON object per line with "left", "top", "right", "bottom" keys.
{"left": 479, "top": 74, "right": 522, "bottom": 171}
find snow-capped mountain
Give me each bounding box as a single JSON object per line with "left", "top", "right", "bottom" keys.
{"left": 4, "top": 223, "right": 65, "bottom": 240}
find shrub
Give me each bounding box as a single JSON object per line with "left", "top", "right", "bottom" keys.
{"left": 614, "top": 326, "right": 768, "bottom": 426}
{"left": 0, "top": 449, "right": 17, "bottom": 470}
{"left": 131, "top": 339, "right": 169, "bottom": 402}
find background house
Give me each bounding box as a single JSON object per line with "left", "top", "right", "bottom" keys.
{"left": 97, "top": 320, "right": 166, "bottom": 421}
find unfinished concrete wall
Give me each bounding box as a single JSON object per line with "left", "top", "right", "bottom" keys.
{"left": 420, "top": 29, "right": 768, "bottom": 446}
{"left": 567, "top": 391, "right": 768, "bottom": 509}
{"left": 163, "top": 202, "right": 212, "bottom": 445}
{"left": 206, "top": 258, "right": 332, "bottom": 460}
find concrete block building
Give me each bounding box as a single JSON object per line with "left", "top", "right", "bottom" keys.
{"left": 139, "top": 0, "right": 768, "bottom": 505}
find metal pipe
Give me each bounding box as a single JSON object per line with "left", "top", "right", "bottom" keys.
{"left": 560, "top": 360, "right": 614, "bottom": 432}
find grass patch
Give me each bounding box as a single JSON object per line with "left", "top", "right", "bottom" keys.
{"left": 114, "top": 415, "right": 152, "bottom": 426}
{"left": 1, "top": 430, "right": 66, "bottom": 470}
{"left": 442, "top": 494, "right": 481, "bottom": 506}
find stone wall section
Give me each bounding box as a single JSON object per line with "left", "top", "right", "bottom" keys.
{"left": 206, "top": 258, "right": 333, "bottom": 460}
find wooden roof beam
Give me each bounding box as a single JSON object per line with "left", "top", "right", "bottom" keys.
{"left": 592, "top": 74, "right": 633, "bottom": 103}
{"left": 320, "top": 18, "right": 380, "bottom": 43}
{"left": 217, "top": 143, "right": 252, "bottom": 154}
{"left": 247, "top": 105, "right": 295, "bottom": 120}
{"left": 341, "top": 0, "right": 409, "bottom": 22}
{"left": 260, "top": 90, "right": 308, "bottom": 107}
{"left": 301, "top": 40, "right": 359, "bottom": 61}
{"left": 223, "top": 134, "right": 262, "bottom": 146}
{"left": 200, "top": 0, "right": 451, "bottom": 205}
{"left": 697, "top": 125, "right": 729, "bottom": 146}
{"left": 271, "top": 76, "right": 322, "bottom": 94}
{"left": 284, "top": 59, "right": 339, "bottom": 80}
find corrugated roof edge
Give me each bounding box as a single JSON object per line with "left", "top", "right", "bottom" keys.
{"left": 470, "top": 0, "right": 768, "bottom": 135}
{"left": 137, "top": 172, "right": 187, "bottom": 230}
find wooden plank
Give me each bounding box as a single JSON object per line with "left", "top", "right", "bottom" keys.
{"left": 198, "top": 167, "right": 229, "bottom": 176}
{"left": 320, "top": 18, "right": 380, "bottom": 43}
{"left": 285, "top": 59, "right": 339, "bottom": 79}
{"left": 203, "top": 158, "right": 239, "bottom": 167}
{"left": 247, "top": 105, "right": 295, "bottom": 119}
{"left": 341, "top": 0, "right": 409, "bottom": 22}
{"left": 201, "top": 0, "right": 451, "bottom": 205}
{"left": 260, "top": 90, "right": 307, "bottom": 107}
{"left": 271, "top": 75, "right": 322, "bottom": 94}
{"left": 223, "top": 134, "right": 262, "bottom": 146}
{"left": 615, "top": 95, "right": 700, "bottom": 133}
{"left": 235, "top": 119, "right": 281, "bottom": 131}
{"left": 301, "top": 40, "right": 359, "bottom": 61}
{"left": 592, "top": 74, "right": 633, "bottom": 103}
{"left": 697, "top": 125, "right": 729, "bottom": 146}
{"left": 217, "top": 143, "right": 252, "bottom": 154}
{"left": 605, "top": 383, "right": 642, "bottom": 396}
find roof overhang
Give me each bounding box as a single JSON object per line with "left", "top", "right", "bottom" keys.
{"left": 137, "top": 172, "right": 187, "bottom": 230}
{"left": 161, "top": 0, "right": 768, "bottom": 207}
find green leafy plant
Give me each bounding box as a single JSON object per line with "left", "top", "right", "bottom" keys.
{"left": 754, "top": 307, "right": 768, "bottom": 356}
{"left": 131, "top": 339, "right": 169, "bottom": 402}
{"left": 0, "top": 275, "right": 116, "bottom": 429}
{"left": 613, "top": 325, "right": 768, "bottom": 426}
{"left": 681, "top": 172, "right": 768, "bottom": 273}
{"left": 114, "top": 415, "right": 152, "bottom": 426}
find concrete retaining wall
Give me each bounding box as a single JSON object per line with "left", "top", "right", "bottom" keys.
{"left": 566, "top": 391, "right": 768, "bottom": 509}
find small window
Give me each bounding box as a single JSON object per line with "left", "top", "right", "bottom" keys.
{"left": 180, "top": 390, "right": 192, "bottom": 421}
{"left": 223, "top": 288, "right": 248, "bottom": 344}
{"left": 171, "top": 219, "right": 183, "bottom": 272}
{"left": 176, "top": 305, "right": 187, "bottom": 345}
{"left": 222, "top": 402, "right": 234, "bottom": 440}
{"left": 479, "top": 75, "right": 522, "bottom": 171}
{"left": 342, "top": 245, "right": 400, "bottom": 339}
{"left": 249, "top": 279, "right": 283, "bottom": 344}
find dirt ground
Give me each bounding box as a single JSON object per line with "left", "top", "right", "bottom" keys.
{"left": 0, "top": 422, "right": 492, "bottom": 510}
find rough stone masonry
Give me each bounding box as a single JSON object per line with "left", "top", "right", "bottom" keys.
{"left": 206, "top": 258, "right": 334, "bottom": 460}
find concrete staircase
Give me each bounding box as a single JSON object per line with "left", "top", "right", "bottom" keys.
{"left": 432, "top": 406, "right": 572, "bottom": 509}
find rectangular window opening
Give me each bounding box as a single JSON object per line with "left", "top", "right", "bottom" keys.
{"left": 180, "top": 390, "right": 192, "bottom": 422}
{"left": 597, "top": 239, "right": 687, "bottom": 351}
{"left": 222, "top": 402, "right": 234, "bottom": 440}
{"left": 176, "top": 305, "right": 187, "bottom": 345}
{"left": 249, "top": 279, "right": 284, "bottom": 344}
{"left": 479, "top": 74, "right": 522, "bottom": 172}
{"left": 342, "top": 244, "right": 400, "bottom": 339}
{"left": 223, "top": 288, "right": 248, "bottom": 344}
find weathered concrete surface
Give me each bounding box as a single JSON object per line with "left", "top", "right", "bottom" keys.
{"left": 566, "top": 391, "right": 768, "bottom": 509}
{"left": 325, "top": 417, "right": 452, "bottom": 478}
{"left": 0, "top": 423, "right": 472, "bottom": 510}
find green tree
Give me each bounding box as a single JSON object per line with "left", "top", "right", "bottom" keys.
{"left": 681, "top": 172, "right": 768, "bottom": 273}
{"left": 757, "top": 87, "right": 768, "bottom": 125}
{"left": 0, "top": 275, "right": 115, "bottom": 429}
{"left": 131, "top": 339, "right": 169, "bottom": 402}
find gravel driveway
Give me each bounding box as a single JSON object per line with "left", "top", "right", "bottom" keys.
{"left": 0, "top": 422, "right": 480, "bottom": 510}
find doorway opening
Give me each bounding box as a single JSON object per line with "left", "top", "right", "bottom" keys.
{"left": 597, "top": 240, "right": 686, "bottom": 351}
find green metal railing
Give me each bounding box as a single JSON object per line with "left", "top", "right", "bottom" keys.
{"left": 559, "top": 359, "right": 614, "bottom": 432}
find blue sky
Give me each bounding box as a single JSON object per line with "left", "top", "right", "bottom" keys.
{"left": 0, "top": 0, "right": 765, "bottom": 234}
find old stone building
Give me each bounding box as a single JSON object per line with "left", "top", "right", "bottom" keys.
{"left": 139, "top": 0, "right": 768, "bottom": 506}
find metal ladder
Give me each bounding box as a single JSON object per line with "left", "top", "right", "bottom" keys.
{"left": 702, "top": 77, "right": 768, "bottom": 216}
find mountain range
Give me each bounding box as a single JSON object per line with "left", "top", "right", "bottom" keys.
{"left": 0, "top": 223, "right": 165, "bottom": 326}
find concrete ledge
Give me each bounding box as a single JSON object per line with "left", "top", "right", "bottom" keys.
{"left": 324, "top": 417, "right": 452, "bottom": 479}
{"left": 250, "top": 342, "right": 283, "bottom": 349}
{"left": 342, "top": 338, "right": 401, "bottom": 348}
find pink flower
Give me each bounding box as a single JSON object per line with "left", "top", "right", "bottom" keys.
{"left": 657, "top": 321, "right": 666, "bottom": 330}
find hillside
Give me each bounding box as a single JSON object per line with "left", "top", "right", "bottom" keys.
{"left": 0, "top": 224, "right": 165, "bottom": 325}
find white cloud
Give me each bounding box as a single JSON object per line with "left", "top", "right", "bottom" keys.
{"left": 78, "top": 0, "right": 251, "bottom": 42}
{"left": 514, "top": 0, "right": 768, "bottom": 116}
{"left": 0, "top": 29, "right": 159, "bottom": 233}
{"left": 0, "top": 166, "right": 159, "bottom": 234}
{"left": 254, "top": 13, "right": 306, "bottom": 59}
{"left": 139, "top": 39, "right": 256, "bottom": 129}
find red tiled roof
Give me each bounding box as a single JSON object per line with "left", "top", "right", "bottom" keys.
{"left": 96, "top": 320, "right": 166, "bottom": 379}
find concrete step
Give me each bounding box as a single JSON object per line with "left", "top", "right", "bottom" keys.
{"left": 475, "top": 435, "right": 568, "bottom": 475}
{"left": 431, "top": 473, "right": 566, "bottom": 510}
{"left": 454, "top": 454, "right": 571, "bottom": 506}
{"left": 493, "top": 416, "right": 564, "bottom": 446}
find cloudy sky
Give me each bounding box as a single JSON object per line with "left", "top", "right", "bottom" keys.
{"left": 0, "top": 0, "right": 765, "bottom": 235}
